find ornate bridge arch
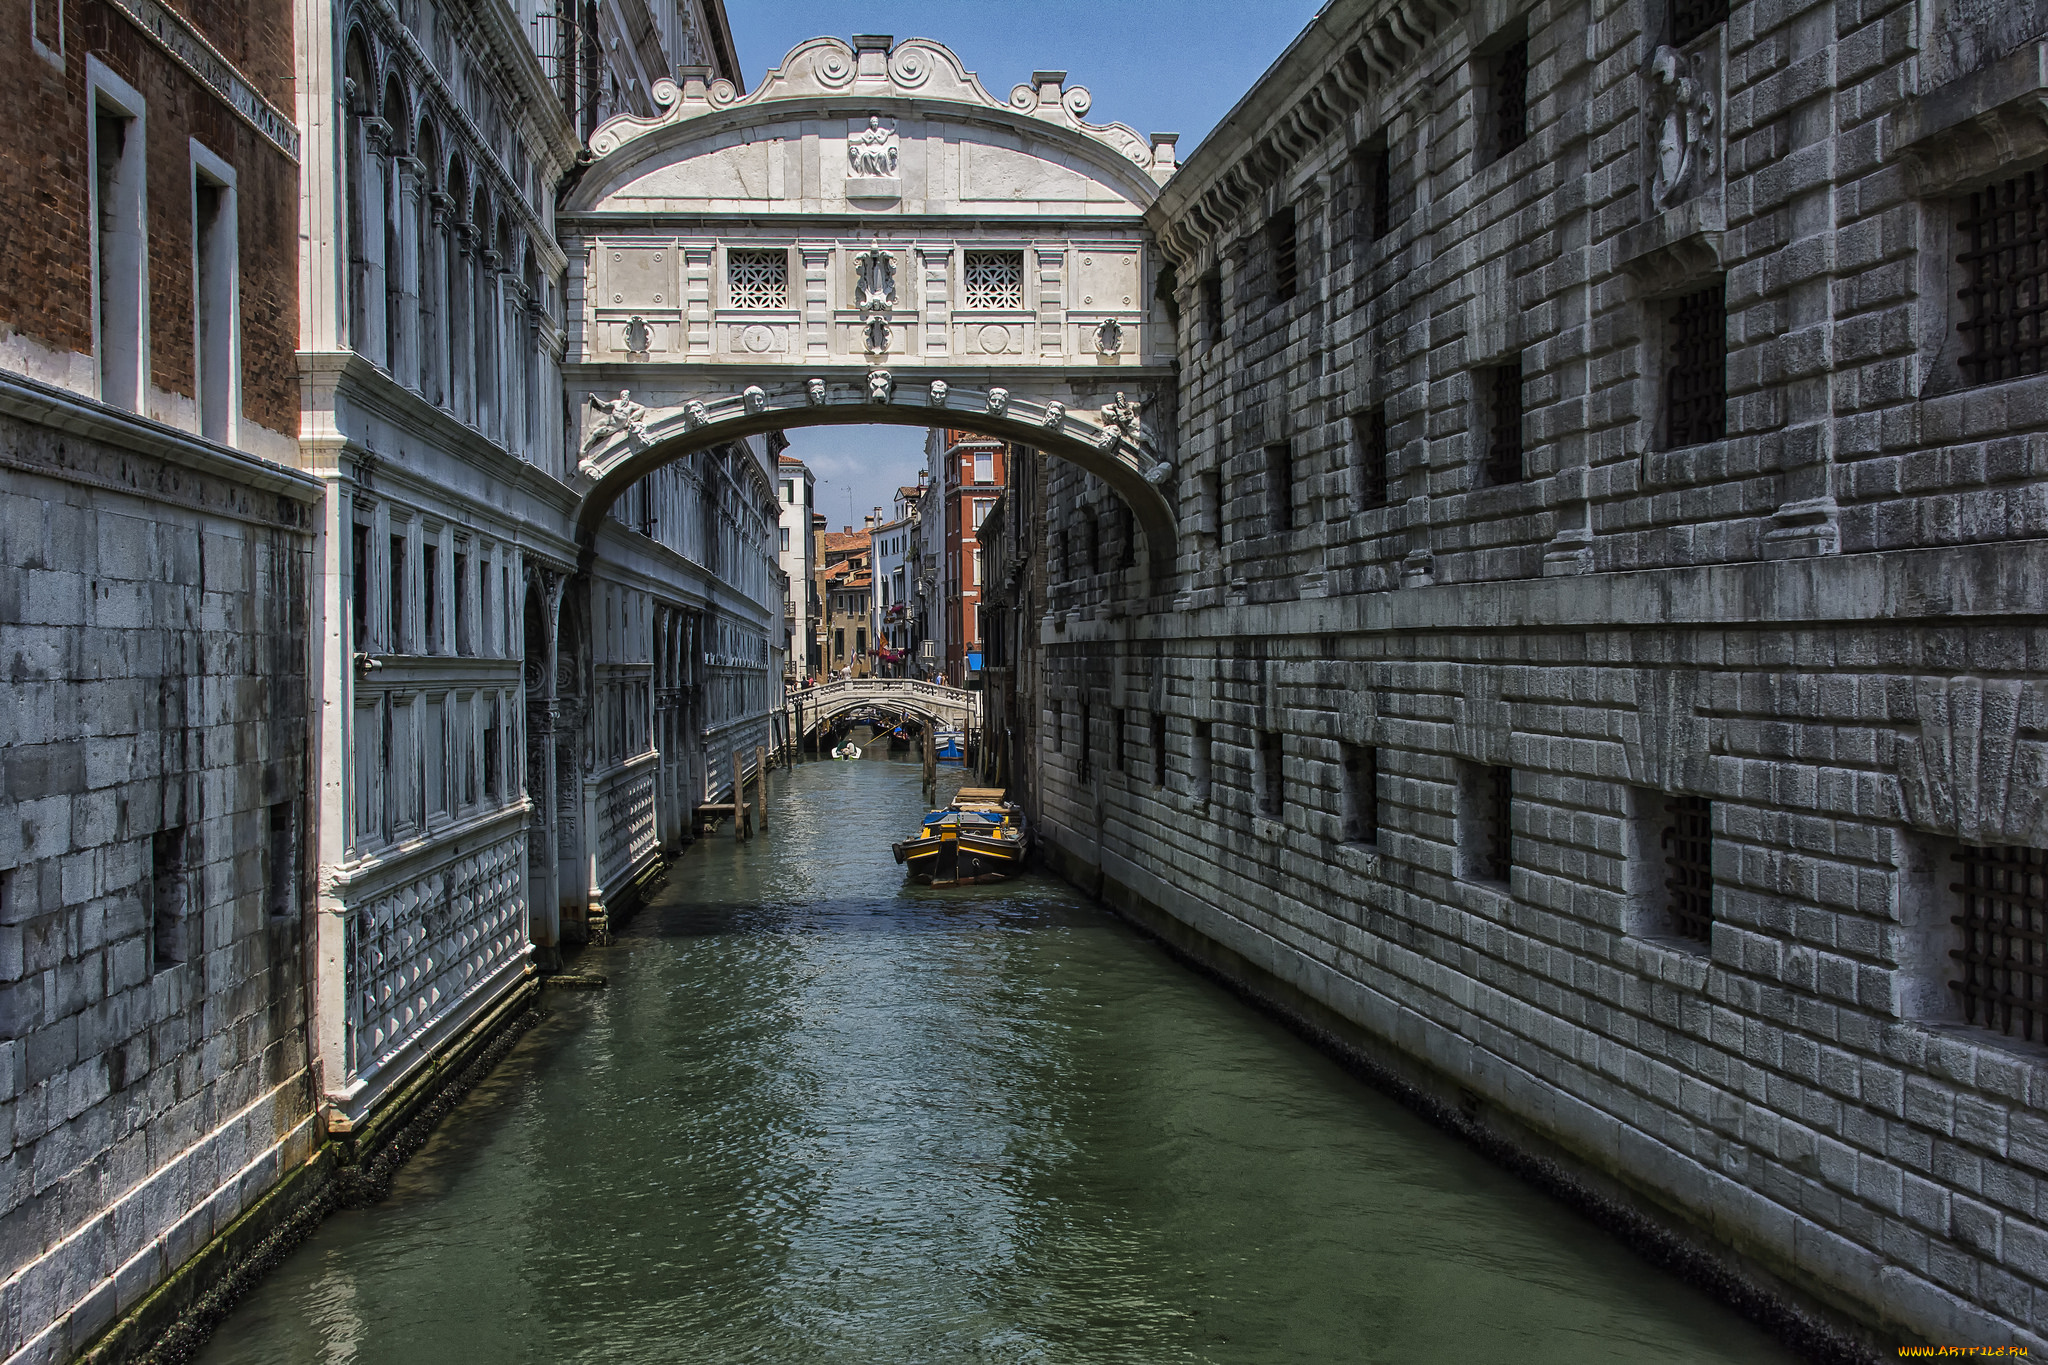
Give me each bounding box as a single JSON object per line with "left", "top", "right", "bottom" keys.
{"left": 790, "top": 677, "right": 981, "bottom": 739}
{"left": 558, "top": 33, "right": 1185, "bottom": 590}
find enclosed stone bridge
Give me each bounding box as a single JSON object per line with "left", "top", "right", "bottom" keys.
{"left": 788, "top": 676, "right": 980, "bottom": 739}
{"left": 558, "top": 34, "right": 1184, "bottom": 590}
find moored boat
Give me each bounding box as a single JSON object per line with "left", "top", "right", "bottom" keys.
{"left": 891, "top": 787, "right": 1029, "bottom": 885}
{"left": 932, "top": 729, "right": 966, "bottom": 762}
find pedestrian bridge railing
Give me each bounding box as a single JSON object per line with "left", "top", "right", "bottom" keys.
{"left": 786, "top": 678, "right": 980, "bottom": 735}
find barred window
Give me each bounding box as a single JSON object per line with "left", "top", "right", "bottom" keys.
{"left": 1151, "top": 713, "right": 1167, "bottom": 786}
{"left": 727, "top": 249, "right": 787, "bottom": 309}
{"left": 1356, "top": 142, "right": 1392, "bottom": 243}
{"left": 1483, "top": 361, "right": 1524, "bottom": 486}
{"left": 1491, "top": 38, "right": 1530, "bottom": 159}
{"left": 1257, "top": 730, "right": 1284, "bottom": 816}
{"left": 964, "top": 251, "right": 1025, "bottom": 310}
{"left": 1266, "top": 441, "right": 1295, "bottom": 532}
{"left": 1341, "top": 743, "right": 1379, "bottom": 845}
{"left": 1661, "top": 795, "right": 1714, "bottom": 943}
{"left": 1462, "top": 763, "right": 1514, "bottom": 884}
{"left": 1664, "top": 283, "right": 1727, "bottom": 447}
{"left": 1354, "top": 405, "right": 1390, "bottom": 509}
{"left": 1670, "top": 0, "right": 1729, "bottom": 46}
{"left": 1202, "top": 268, "right": 1225, "bottom": 348}
{"left": 1951, "top": 844, "right": 2048, "bottom": 1042}
{"left": 1113, "top": 707, "right": 1128, "bottom": 773}
{"left": 1957, "top": 172, "right": 2048, "bottom": 387}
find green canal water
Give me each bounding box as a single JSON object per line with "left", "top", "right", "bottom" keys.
{"left": 199, "top": 755, "right": 1801, "bottom": 1365}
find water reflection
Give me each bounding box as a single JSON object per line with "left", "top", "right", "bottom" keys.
{"left": 198, "top": 757, "right": 1799, "bottom": 1365}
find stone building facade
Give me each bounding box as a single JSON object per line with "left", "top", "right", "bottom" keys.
{"left": 1025, "top": 0, "right": 2048, "bottom": 1350}
{"left": 0, "top": 1, "right": 321, "bottom": 1361}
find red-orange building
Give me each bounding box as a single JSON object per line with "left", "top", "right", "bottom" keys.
{"left": 922, "top": 429, "right": 1010, "bottom": 687}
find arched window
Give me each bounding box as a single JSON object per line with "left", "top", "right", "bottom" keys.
{"left": 343, "top": 33, "right": 374, "bottom": 353}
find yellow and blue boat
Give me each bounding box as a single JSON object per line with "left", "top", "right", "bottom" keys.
{"left": 891, "top": 788, "right": 1030, "bottom": 885}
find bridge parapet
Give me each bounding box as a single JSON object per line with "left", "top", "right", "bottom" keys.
{"left": 789, "top": 677, "right": 981, "bottom": 734}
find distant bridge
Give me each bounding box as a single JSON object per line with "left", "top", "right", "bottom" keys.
{"left": 787, "top": 677, "right": 980, "bottom": 740}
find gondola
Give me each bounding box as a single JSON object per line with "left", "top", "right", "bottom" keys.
{"left": 891, "top": 788, "right": 1030, "bottom": 885}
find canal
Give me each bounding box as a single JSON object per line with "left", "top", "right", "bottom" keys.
{"left": 200, "top": 754, "right": 1802, "bottom": 1364}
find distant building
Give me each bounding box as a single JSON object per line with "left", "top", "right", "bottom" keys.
{"left": 922, "top": 429, "right": 1011, "bottom": 687}
{"left": 778, "top": 455, "right": 818, "bottom": 680}
{"left": 869, "top": 512, "right": 914, "bottom": 675}
{"left": 818, "top": 526, "right": 870, "bottom": 676}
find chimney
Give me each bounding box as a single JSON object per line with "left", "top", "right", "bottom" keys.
{"left": 864, "top": 513, "right": 875, "bottom": 530}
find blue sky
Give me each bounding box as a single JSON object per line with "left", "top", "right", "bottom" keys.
{"left": 726, "top": 0, "right": 1324, "bottom": 524}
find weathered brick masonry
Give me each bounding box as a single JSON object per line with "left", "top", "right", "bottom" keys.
{"left": 1031, "top": 0, "right": 2048, "bottom": 1348}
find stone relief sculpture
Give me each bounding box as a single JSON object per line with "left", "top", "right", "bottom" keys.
{"left": 1099, "top": 390, "right": 1144, "bottom": 444}
{"left": 624, "top": 315, "right": 652, "bottom": 355}
{"left": 742, "top": 385, "right": 767, "bottom": 414}
{"left": 1041, "top": 401, "right": 1066, "bottom": 428}
{"left": 855, "top": 244, "right": 896, "bottom": 312}
{"left": 928, "top": 380, "right": 948, "bottom": 407}
{"left": 848, "top": 115, "right": 900, "bottom": 177}
{"left": 682, "top": 400, "right": 709, "bottom": 430}
{"left": 584, "top": 390, "right": 649, "bottom": 451}
{"left": 1648, "top": 46, "right": 1717, "bottom": 210}
{"left": 865, "top": 317, "right": 892, "bottom": 354}
{"left": 986, "top": 387, "right": 1009, "bottom": 416}
{"left": 1094, "top": 318, "right": 1124, "bottom": 355}
{"left": 806, "top": 377, "right": 828, "bottom": 405}
{"left": 867, "top": 368, "right": 894, "bottom": 403}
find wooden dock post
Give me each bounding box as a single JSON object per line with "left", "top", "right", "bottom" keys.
{"left": 756, "top": 744, "right": 769, "bottom": 832}
{"left": 732, "top": 747, "right": 748, "bottom": 840}
{"left": 922, "top": 726, "right": 936, "bottom": 805}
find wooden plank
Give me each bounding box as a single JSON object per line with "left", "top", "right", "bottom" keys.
{"left": 756, "top": 744, "right": 769, "bottom": 832}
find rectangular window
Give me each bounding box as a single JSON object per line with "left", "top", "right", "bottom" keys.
{"left": 454, "top": 551, "right": 470, "bottom": 656}
{"left": 1113, "top": 708, "right": 1128, "bottom": 773}
{"left": 1490, "top": 38, "right": 1530, "bottom": 160}
{"left": 1265, "top": 441, "right": 1294, "bottom": 532}
{"left": 148, "top": 827, "right": 189, "bottom": 972}
{"left": 1483, "top": 361, "right": 1525, "bottom": 487}
{"left": 972, "top": 548, "right": 984, "bottom": 585}
{"left": 1050, "top": 700, "right": 1062, "bottom": 753}
{"left": 267, "top": 802, "right": 298, "bottom": 919}
{"left": 388, "top": 533, "right": 408, "bottom": 651}
{"left": 1079, "top": 704, "right": 1092, "bottom": 780}
{"left": 1201, "top": 268, "right": 1225, "bottom": 349}
{"left": 781, "top": 480, "right": 794, "bottom": 503}
{"left": 192, "top": 152, "right": 237, "bottom": 444}
{"left": 1192, "top": 720, "right": 1214, "bottom": 803}
{"left": 93, "top": 92, "right": 146, "bottom": 412}
{"left": 1270, "top": 207, "right": 1298, "bottom": 302}
{"left": 974, "top": 451, "right": 996, "bottom": 485}
{"left": 1665, "top": 283, "right": 1728, "bottom": 446}
{"left": 1357, "top": 140, "right": 1392, "bottom": 243}
{"left": 1256, "top": 729, "right": 1284, "bottom": 816}
{"left": 1948, "top": 844, "right": 2048, "bottom": 1041}
{"left": 973, "top": 497, "right": 994, "bottom": 527}
{"left": 422, "top": 543, "right": 440, "bottom": 652}
{"left": 351, "top": 521, "right": 371, "bottom": 650}
{"left": 1341, "top": 744, "right": 1380, "bottom": 845}
{"left": 1461, "top": 763, "right": 1514, "bottom": 884}
{"left": 1670, "top": 0, "right": 1729, "bottom": 45}
{"left": 1354, "top": 406, "right": 1390, "bottom": 510}
{"left": 964, "top": 251, "right": 1025, "bottom": 310}
{"left": 779, "top": 526, "right": 791, "bottom": 552}
{"left": 1152, "top": 713, "right": 1168, "bottom": 786}
{"left": 856, "top": 627, "right": 867, "bottom": 654}
{"left": 479, "top": 556, "right": 493, "bottom": 655}
{"left": 484, "top": 694, "right": 501, "bottom": 802}
{"left": 1204, "top": 468, "right": 1225, "bottom": 540}
{"left": 727, "top": 249, "right": 788, "bottom": 308}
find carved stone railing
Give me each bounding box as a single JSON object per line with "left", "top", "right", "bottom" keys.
{"left": 788, "top": 676, "right": 981, "bottom": 732}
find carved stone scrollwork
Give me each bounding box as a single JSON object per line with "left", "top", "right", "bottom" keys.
{"left": 623, "top": 315, "right": 651, "bottom": 354}
{"left": 1648, "top": 46, "right": 1716, "bottom": 211}
{"left": 1095, "top": 318, "right": 1124, "bottom": 355}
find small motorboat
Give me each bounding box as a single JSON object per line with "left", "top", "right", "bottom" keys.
{"left": 891, "top": 788, "right": 1030, "bottom": 885}
{"left": 832, "top": 739, "right": 862, "bottom": 760}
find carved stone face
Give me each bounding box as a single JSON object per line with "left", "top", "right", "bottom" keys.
{"left": 806, "top": 378, "right": 827, "bottom": 405}
{"left": 986, "top": 387, "right": 1009, "bottom": 416}
{"left": 929, "top": 380, "right": 948, "bottom": 406}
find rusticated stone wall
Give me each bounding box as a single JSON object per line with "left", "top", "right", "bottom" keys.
{"left": 1029, "top": 0, "right": 2048, "bottom": 1350}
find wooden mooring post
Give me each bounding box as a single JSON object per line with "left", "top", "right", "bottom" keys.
{"left": 921, "top": 726, "right": 936, "bottom": 806}
{"left": 732, "top": 747, "right": 749, "bottom": 840}
{"left": 756, "top": 744, "right": 769, "bottom": 832}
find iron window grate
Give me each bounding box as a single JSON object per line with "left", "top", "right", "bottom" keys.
{"left": 1493, "top": 39, "right": 1530, "bottom": 159}
{"left": 727, "top": 249, "right": 788, "bottom": 309}
{"left": 1343, "top": 744, "right": 1380, "bottom": 844}
{"left": 964, "top": 251, "right": 1025, "bottom": 310}
{"left": 1665, "top": 283, "right": 1727, "bottom": 447}
{"left": 1369, "top": 144, "right": 1391, "bottom": 242}
{"left": 1671, "top": 0, "right": 1729, "bottom": 47}
{"left": 1271, "top": 208, "right": 1299, "bottom": 301}
{"left": 1202, "top": 269, "right": 1225, "bottom": 347}
{"left": 1483, "top": 765, "right": 1514, "bottom": 883}
{"left": 1485, "top": 363, "right": 1524, "bottom": 486}
{"left": 1950, "top": 844, "right": 2048, "bottom": 1042}
{"left": 1260, "top": 730, "right": 1285, "bottom": 815}
{"left": 1152, "top": 713, "right": 1167, "bottom": 786}
{"left": 1662, "top": 795, "right": 1714, "bottom": 942}
{"left": 1957, "top": 172, "right": 2048, "bottom": 386}
{"left": 1266, "top": 442, "right": 1295, "bottom": 532}
{"left": 1356, "top": 406, "right": 1390, "bottom": 509}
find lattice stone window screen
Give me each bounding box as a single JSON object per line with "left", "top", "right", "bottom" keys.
{"left": 1957, "top": 171, "right": 2048, "bottom": 386}
{"left": 1951, "top": 844, "right": 2048, "bottom": 1041}
{"left": 727, "top": 249, "right": 788, "bottom": 309}
{"left": 964, "top": 251, "right": 1025, "bottom": 310}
